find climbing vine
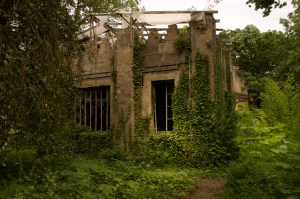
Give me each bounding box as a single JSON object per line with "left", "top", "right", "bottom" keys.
{"left": 213, "top": 44, "right": 237, "bottom": 165}
{"left": 132, "top": 31, "right": 150, "bottom": 151}
{"left": 189, "top": 51, "right": 216, "bottom": 166}
{"left": 110, "top": 28, "right": 238, "bottom": 165}
{"left": 170, "top": 48, "right": 239, "bottom": 166}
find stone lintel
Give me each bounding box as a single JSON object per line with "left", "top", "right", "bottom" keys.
{"left": 144, "top": 64, "right": 179, "bottom": 73}
{"left": 82, "top": 72, "right": 111, "bottom": 79}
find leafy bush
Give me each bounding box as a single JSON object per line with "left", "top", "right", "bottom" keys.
{"left": 0, "top": 157, "right": 197, "bottom": 199}
{"left": 146, "top": 132, "right": 187, "bottom": 167}
{"left": 225, "top": 159, "right": 280, "bottom": 199}
{"left": 0, "top": 149, "right": 37, "bottom": 183}
{"left": 224, "top": 107, "right": 300, "bottom": 198}
{"left": 261, "top": 77, "right": 300, "bottom": 131}
{"left": 72, "top": 126, "right": 112, "bottom": 156}
{"left": 173, "top": 26, "right": 191, "bottom": 54}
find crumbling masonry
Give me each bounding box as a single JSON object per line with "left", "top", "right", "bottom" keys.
{"left": 76, "top": 11, "right": 246, "bottom": 147}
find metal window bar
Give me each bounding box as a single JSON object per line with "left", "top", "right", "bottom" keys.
{"left": 152, "top": 85, "right": 158, "bottom": 132}
{"left": 166, "top": 82, "right": 173, "bottom": 131}
{"left": 78, "top": 87, "right": 111, "bottom": 131}
{"left": 84, "top": 92, "right": 87, "bottom": 126}
{"left": 89, "top": 90, "right": 92, "bottom": 128}
{"left": 106, "top": 88, "right": 109, "bottom": 130}
{"left": 100, "top": 88, "right": 103, "bottom": 131}
{"left": 95, "top": 90, "right": 97, "bottom": 131}
{"left": 166, "top": 83, "right": 168, "bottom": 131}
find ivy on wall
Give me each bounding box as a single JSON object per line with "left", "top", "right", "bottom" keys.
{"left": 132, "top": 31, "right": 150, "bottom": 152}
{"left": 109, "top": 27, "right": 238, "bottom": 165}
{"left": 213, "top": 44, "right": 238, "bottom": 165}
{"left": 170, "top": 45, "right": 239, "bottom": 166}
{"left": 189, "top": 51, "right": 216, "bottom": 166}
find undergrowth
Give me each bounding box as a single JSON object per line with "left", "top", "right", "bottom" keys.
{"left": 0, "top": 155, "right": 216, "bottom": 199}
{"left": 224, "top": 107, "right": 300, "bottom": 199}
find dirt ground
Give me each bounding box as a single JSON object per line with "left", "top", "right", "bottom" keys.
{"left": 187, "top": 179, "right": 227, "bottom": 199}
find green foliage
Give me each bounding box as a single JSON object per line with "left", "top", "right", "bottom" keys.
{"left": 147, "top": 132, "right": 187, "bottom": 167}
{"left": 261, "top": 79, "right": 289, "bottom": 124}
{"left": 214, "top": 49, "right": 239, "bottom": 163}
{"left": 246, "top": 0, "right": 287, "bottom": 16}
{"left": 261, "top": 77, "right": 300, "bottom": 131}
{"left": 218, "top": 25, "right": 291, "bottom": 106}
{"left": 189, "top": 51, "right": 216, "bottom": 166}
{"left": 225, "top": 159, "right": 282, "bottom": 199}
{"left": 132, "top": 31, "right": 150, "bottom": 150}
{"left": 170, "top": 50, "right": 239, "bottom": 167}
{"left": 219, "top": 26, "right": 287, "bottom": 76}
{"left": 0, "top": 0, "right": 80, "bottom": 156}
{"left": 72, "top": 128, "right": 112, "bottom": 155}
{"left": 279, "top": 1, "right": 300, "bottom": 83}
{"left": 173, "top": 26, "right": 191, "bottom": 55}
{"left": 224, "top": 106, "right": 300, "bottom": 198}
{"left": 0, "top": 149, "right": 37, "bottom": 183}
{"left": 0, "top": 157, "right": 197, "bottom": 199}
{"left": 172, "top": 73, "right": 190, "bottom": 136}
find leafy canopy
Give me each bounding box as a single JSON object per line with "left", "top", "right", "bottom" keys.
{"left": 246, "top": 0, "right": 287, "bottom": 16}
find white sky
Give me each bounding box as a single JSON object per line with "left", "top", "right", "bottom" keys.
{"left": 139, "top": 0, "right": 294, "bottom": 32}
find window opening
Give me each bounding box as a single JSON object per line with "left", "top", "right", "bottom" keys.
{"left": 77, "top": 86, "right": 110, "bottom": 131}
{"left": 153, "top": 80, "right": 174, "bottom": 131}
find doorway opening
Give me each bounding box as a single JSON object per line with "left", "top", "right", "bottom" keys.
{"left": 152, "top": 80, "right": 174, "bottom": 131}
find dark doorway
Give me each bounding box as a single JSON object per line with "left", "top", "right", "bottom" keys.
{"left": 152, "top": 80, "right": 174, "bottom": 131}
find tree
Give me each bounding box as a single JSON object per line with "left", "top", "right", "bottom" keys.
{"left": 220, "top": 25, "right": 288, "bottom": 76}
{"left": 0, "top": 0, "right": 81, "bottom": 155}
{"left": 246, "top": 0, "right": 287, "bottom": 16}
{"left": 73, "top": 0, "right": 139, "bottom": 28}
{"left": 218, "top": 25, "right": 290, "bottom": 106}
{"left": 276, "top": 0, "right": 300, "bottom": 83}
{"left": 0, "top": 0, "right": 139, "bottom": 155}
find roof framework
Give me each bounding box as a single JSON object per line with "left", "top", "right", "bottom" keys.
{"left": 78, "top": 10, "right": 220, "bottom": 42}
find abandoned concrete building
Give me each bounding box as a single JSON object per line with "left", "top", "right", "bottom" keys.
{"left": 76, "top": 11, "right": 246, "bottom": 139}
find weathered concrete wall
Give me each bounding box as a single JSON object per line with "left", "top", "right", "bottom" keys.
{"left": 142, "top": 68, "right": 183, "bottom": 128}
{"left": 143, "top": 25, "right": 186, "bottom": 68}
{"left": 231, "top": 66, "right": 247, "bottom": 95}
{"left": 114, "top": 28, "right": 134, "bottom": 148}
{"left": 190, "top": 13, "right": 217, "bottom": 98}
{"left": 79, "top": 12, "right": 244, "bottom": 138}
{"left": 141, "top": 24, "right": 189, "bottom": 128}
{"left": 80, "top": 28, "right": 134, "bottom": 144}
{"left": 115, "top": 29, "right": 133, "bottom": 109}
{"left": 81, "top": 38, "right": 113, "bottom": 75}
{"left": 80, "top": 38, "right": 115, "bottom": 130}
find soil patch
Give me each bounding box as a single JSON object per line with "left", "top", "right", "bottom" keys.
{"left": 188, "top": 178, "right": 227, "bottom": 199}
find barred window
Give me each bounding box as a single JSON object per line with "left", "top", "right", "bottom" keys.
{"left": 77, "top": 86, "right": 110, "bottom": 131}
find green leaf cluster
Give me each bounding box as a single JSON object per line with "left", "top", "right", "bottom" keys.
{"left": 132, "top": 31, "right": 150, "bottom": 151}
{"left": 225, "top": 107, "right": 300, "bottom": 198}
{"left": 246, "top": 0, "right": 287, "bottom": 16}
{"left": 0, "top": 0, "right": 81, "bottom": 156}
{"left": 0, "top": 157, "right": 196, "bottom": 199}
{"left": 170, "top": 50, "right": 239, "bottom": 167}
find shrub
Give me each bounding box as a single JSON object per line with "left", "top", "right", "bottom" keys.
{"left": 72, "top": 127, "right": 112, "bottom": 156}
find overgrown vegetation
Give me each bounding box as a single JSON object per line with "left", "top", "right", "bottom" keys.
{"left": 1, "top": 0, "right": 300, "bottom": 198}
{"left": 132, "top": 31, "right": 151, "bottom": 152}
{"left": 149, "top": 45, "right": 239, "bottom": 167}
{"left": 224, "top": 77, "right": 300, "bottom": 198}
{"left": 0, "top": 155, "right": 199, "bottom": 198}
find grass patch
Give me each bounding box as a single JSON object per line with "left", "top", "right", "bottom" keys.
{"left": 0, "top": 155, "right": 223, "bottom": 199}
